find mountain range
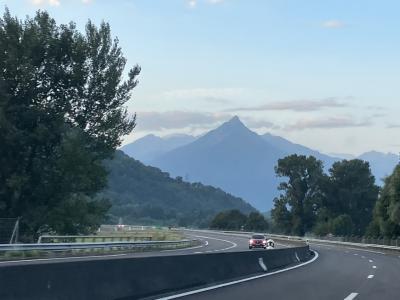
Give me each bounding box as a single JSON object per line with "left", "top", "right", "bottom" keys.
{"left": 102, "top": 151, "right": 255, "bottom": 227}
{"left": 121, "top": 116, "right": 398, "bottom": 211}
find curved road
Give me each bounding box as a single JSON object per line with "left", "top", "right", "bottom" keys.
{"left": 163, "top": 231, "right": 400, "bottom": 300}
{"left": 1, "top": 230, "right": 400, "bottom": 300}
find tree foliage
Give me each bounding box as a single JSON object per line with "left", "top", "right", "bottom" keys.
{"left": 271, "top": 156, "right": 380, "bottom": 237}
{"left": 368, "top": 165, "right": 400, "bottom": 238}
{"left": 271, "top": 155, "right": 325, "bottom": 236}
{"left": 0, "top": 9, "right": 140, "bottom": 239}
{"left": 323, "top": 160, "right": 379, "bottom": 235}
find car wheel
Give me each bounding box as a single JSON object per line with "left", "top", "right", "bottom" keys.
{"left": 249, "top": 246, "right": 252, "bottom": 249}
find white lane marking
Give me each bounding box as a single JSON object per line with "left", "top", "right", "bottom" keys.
{"left": 160, "top": 242, "right": 206, "bottom": 252}
{"left": 258, "top": 258, "right": 267, "bottom": 271}
{"left": 344, "top": 292, "right": 359, "bottom": 300}
{"left": 372, "top": 266, "right": 377, "bottom": 269}
{"left": 310, "top": 243, "right": 385, "bottom": 255}
{"left": 156, "top": 251, "right": 319, "bottom": 300}
{"left": 361, "top": 256, "right": 366, "bottom": 259}
{"left": 367, "top": 275, "right": 374, "bottom": 279}
{"left": 369, "top": 259, "right": 373, "bottom": 263}
{"left": 344, "top": 247, "right": 385, "bottom": 255}
{"left": 205, "top": 241, "right": 209, "bottom": 246}
{"left": 188, "top": 235, "right": 237, "bottom": 252}
{"left": 0, "top": 253, "right": 128, "bottom": 265}
{"left": 353, "top": 253, "right": 359, "bottom": 256}
{"left": 295, "top": 252, "right": 300, "bottom": 262}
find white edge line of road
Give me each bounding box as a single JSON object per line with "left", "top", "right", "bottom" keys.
{"left": 310, "top": 242, "right": 386, "bottom": 255}
{"left": 187, "top": 235, "right": 237, "bottom": 252}
{"left": 156, "top": 250, "right": 319, "bottom": 300}
{"left": 344, "top": 292, "right": 359, "bottom": 300}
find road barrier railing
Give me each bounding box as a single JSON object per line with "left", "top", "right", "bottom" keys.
{"left": 208, "top": 229, "right": 400, "bottom": 253}
{"left": 0, "top": 244, "right": 312, "bottom": 300}
{"left": 0, "top": 239, "right": 200, "bottom": 255}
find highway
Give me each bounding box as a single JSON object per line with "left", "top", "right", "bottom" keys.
{"left": 0, "top": 230, "right": 277, "bottom": 267}
{"left": 2, "top": 230, "right": 400, "bottom": 300}
{"left": 158, "top": 231, "right": 400, "bottom": 300}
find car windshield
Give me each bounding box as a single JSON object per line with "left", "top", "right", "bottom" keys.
{"left": 252, "top": 235, "right": 265, "bottom": 239}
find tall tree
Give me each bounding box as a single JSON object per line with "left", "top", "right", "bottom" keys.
{"left": 369, "top": 165, "right": 400, "bottom": 238}
{"left": 0, "top": 9, "right": 140, "bottom": 239}
{"left": 324, "top": 160, "right": 379, "bottom": 236}
{"left": 271, "top": 155, "right": 326, "bottom": 236}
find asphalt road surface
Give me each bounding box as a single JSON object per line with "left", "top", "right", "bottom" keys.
{"left": 163, "top": 231, "right": 400, "bottom": 300}
{"left": 2, "top": 230, "right": 399, "bottom": 300}
{"left": 0, "top": 229, "right": 273, "bottom": 267}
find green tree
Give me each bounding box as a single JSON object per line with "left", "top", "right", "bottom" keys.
{"left": 0, "top": 9, "right": 140, "bottom": 239}
{"left": 369, "top": 165, "right": 400, "bottom": 238}
{"left": 323, "top": 160, "right": 379, "bottom": 236}
{"left": 271, "top": 155, "right": 326, "bottom": 236}
{"left": 245, "top": 212, "right": 269, "bottom": 231}
{"left": 210, "top": 209, "right": 247, "bottom": 230}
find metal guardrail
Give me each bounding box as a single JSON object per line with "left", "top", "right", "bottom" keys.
{"left": 0, "top": 239, "right": 199, "bottom": 252}
{"left": 212, "top": 229, "right": 400, "bottom": 253}
{"left": 37, "top": 235, "right": 153, "bottom": 243}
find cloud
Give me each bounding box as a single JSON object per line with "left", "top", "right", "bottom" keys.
{"left": 387, "top": 124, "right": 400, "bottom": 128}
{"left": 285, "top": 116, "right": 372, "bottom": 131}
{"left": 322, "top": 20, "right": 345, "bottom": 29}
{"left": 226, "top": 97, "right": 347, "bottom": 112}
{"left": 163, "top": 87, "right": 243, "bottom": 103}
{"left": 241, "top": 118, "right": 278, "bottom": 129}
{"left": 135, "top": 111, "right": 277, "bottom": 131}
{"left": 30, "top": 0, "right": 93, "bottom": 6}
{"left": 31, "top": 0, "right": 60, "bottom": 6}
{"left": 135, "top": 111, "right": 231, "bottom": 131}
{"left": 187, "top": 0, "right": 197, "bottom": 8}
{"left": 187, "top": 0, "right": 224, "bottom": 8}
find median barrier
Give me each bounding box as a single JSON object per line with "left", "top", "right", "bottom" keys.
{"left": 0, "top": 246, "right": 311, "bottom": 300}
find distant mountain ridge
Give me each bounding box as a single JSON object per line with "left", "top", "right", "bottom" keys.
{"left": 121, "top": 133, "right": 195, "bottom": 164}
{"left": 122, "top": 117, "right": 398, "bottom": 210}
{"left": 102, "top": 151, "right": 255, "bottom": 227}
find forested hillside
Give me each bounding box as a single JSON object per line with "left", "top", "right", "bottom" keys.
{"left": 101, "top": 151, "right": 255, "bottom": 227}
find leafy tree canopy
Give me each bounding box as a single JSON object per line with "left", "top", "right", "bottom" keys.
{"left": 271, "top": 155, "right": 326, "bottom": 236}
{"left": 0, "top": 9, "right": 140, "bottom": 239}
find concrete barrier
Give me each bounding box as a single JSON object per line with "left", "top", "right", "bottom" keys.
{"left": 0, "top": 246, "right": 311, "bottom": 300}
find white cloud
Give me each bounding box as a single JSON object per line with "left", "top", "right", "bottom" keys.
{"left": 285, "top": 116, "right": 372, "bottom": 131}
{"left": 207, "top": 0, "right": 224, "bottom": 4}
{"left": 187, "top": 0, "right": 197, "bottom": 8}
{"left": 30, "top": 0, "right": 93, "bottom": 6}
{"left": 226, "top": 97, "right": 348, "bottom": 112}
{"left": 31, "top": 0, "right": 60, "bottom": 6}
{"left": 163, "top": 87, "right": 243, "bottom": 103}
{"left": 135, "top": 111, "right": 230, "bottom": 131}
{"left": 322, "top": 20, "right": 345, "bottom": 29}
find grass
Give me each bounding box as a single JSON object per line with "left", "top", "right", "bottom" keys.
{"left": 0, "top": 228, "right": 195, "bottom": 261}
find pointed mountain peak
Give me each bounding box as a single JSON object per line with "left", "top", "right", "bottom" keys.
{"left": 227, "top": 115, "right": 243, "bottom": 125}
{"left": 208, "top": 115, "right": 256, "bottom": 138}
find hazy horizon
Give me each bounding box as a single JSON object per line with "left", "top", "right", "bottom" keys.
{"left": 3, "top": 0, "right": 400, "bottom": 156}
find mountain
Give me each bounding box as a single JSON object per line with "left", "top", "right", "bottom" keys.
{"left": 358, "top": 151, "right": 398, "bottom": 182}
{"left": 152, "top": 116, "right": 285, "bottom": 211}
{"left": 120, "top": 134, "right": 196, "bottom": 164}
{"left": 101, "top": 151, "right": 255, "bottom": 227}
{"left": 261, "top": 132, "right": 339, "bottom": 169}
{"left": 121, "top": 116, "right": 398, "bottom": 211}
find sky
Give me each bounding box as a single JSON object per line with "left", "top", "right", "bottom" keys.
{"left": 1, "top": 0, "right": 400, "bottom": 156}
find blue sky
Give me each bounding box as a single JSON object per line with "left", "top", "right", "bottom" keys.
{"left": 2, "top": 0, "right": 400, "bottom": 155}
